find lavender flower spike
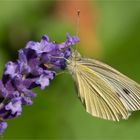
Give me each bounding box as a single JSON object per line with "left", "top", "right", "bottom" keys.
{"left": 0, "top": 33, "right": 79, "bottom": 135}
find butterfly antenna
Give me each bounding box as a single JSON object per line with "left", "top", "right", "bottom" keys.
{"left": 76, "top": 10, "right": 80, "bottom": 38}
{"left": 75, "top": 10, "right": 80, "bottom": 52}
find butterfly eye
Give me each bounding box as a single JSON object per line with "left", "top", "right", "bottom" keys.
{"left": 123, "top": 88, "right": 130, "bottom": 95}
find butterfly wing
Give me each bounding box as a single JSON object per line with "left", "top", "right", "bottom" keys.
{"left": 80, "top": 58, "right": 140, "bottom": 111}
{"left": 68, "top": 58, "right": 140, "bottom": 121}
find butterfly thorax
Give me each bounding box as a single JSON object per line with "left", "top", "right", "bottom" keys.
{"left": 67, "top": 50, "right": 81, "bottom": 74}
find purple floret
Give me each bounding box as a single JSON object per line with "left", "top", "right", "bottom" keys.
{"left": 0, "top": 122, "right": 7, "bottom": 134}
{"left": 0, "top": 33, "right": 79, "bottom": 135}
{"left": 5, "top": 97, "right": 22, "bottom": 116}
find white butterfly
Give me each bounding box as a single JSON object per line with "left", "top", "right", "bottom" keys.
{"left": 67, "top": 50, "right": 140, "bottom": 121}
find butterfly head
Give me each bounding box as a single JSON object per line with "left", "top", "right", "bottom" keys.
{"left": 66, "top": 50, "right": 81, "bottom": 73}
{"left": 70, "top": 50, "right": 81, "bottom": 60}
{"left": 67, "top": 50, "right": 81, "bottom": 65}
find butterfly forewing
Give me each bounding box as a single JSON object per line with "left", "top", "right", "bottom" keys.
{"left": 81, "top": 58, "right": 140, "bottom": 111}
{"left": 67, "top": 55, "right": 140, "bottom": 121}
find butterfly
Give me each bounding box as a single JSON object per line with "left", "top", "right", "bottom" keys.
{"left": 67, "top": 50, "right": 140, "bottom": 121}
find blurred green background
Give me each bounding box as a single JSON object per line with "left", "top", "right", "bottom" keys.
{"left": 0, "top": 0, "right": 140, "bottom": 139}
